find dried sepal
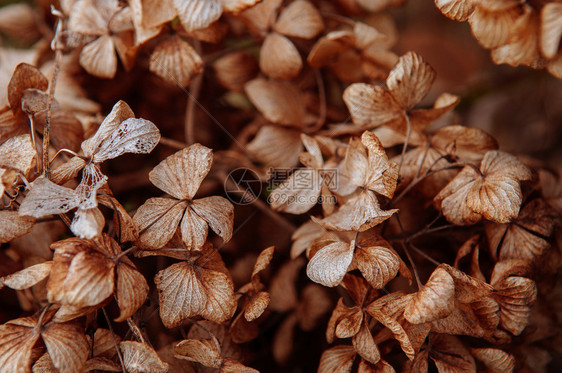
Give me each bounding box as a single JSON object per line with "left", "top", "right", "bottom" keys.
{"left": 246, "top": 125, "right": 303, "bottom": 168}
{"left": 0, "top": 134, "right": 36, "bottom": 175}
{"left": 135, "top": 144, "right": 233, "bottom": 250}
{"left": 149, "top": 35, "right": 203, "bottom": 87}
{"left": 318, "top": 345, "right": 356, "bottom": 373}
{"left": 47, "top": 235, "right": 148, "bottom": 322}
{"left": 306, "top": 240, "right": 355, "bottom": 287}
{"left": 174, "top": 0, "right": 223, "bottom": 33}
{"left": 1, "top": 261, "right": 52, "bottom": 290}
{"left": 485, "top": 198, "right": 555, "bottom": 262}
{"left": 154, "top": 245, "right": 236, "bottom": 327}
{"left": 0, "top": 210, "right": 35, "bottom": 243}
{"left": 273, "top": 1, "right": 323, "bottom": 39}
{"left": 213, "top": 51, "right": 258, "bottom": 92}
{"left": 386, "top": 52, "right": 435, "bottom": 110}
{"left": 404, "top": 268, "right": 455, "bottom": 324}
{"left": 354, "top": 242, "right": 400, "bottom": 289}
{"left": 435, "top": 150, "right": 533, "bottom": 225}
{"left": 353, "top": 320, "right": 380, "bottom": 365}
{"left": 470, "top": 348, "right": 515, "bottom": 373}
{"left": 174, "top": 338, "right": 222, "bottom": 368}
{"left": 245, "top": 78, "right": 306, "bottom": 126}
{"left": 312, "top": 190, "right": 398, "bottom": 232}
{"left": 7, "top": 63, "right": 48, "bottom": 116}
{"left": 0, "top": 315, "right": 89, "bottom": 373}
{"left": 120, "top": 341, "right": 168, "bottom": 373}
{"left": 491, "top": 274, "right": 537, "bottom": 335}
{"left": 260, "top": 32, "right": 303, "bottom": 80}
{"left": 435, "top": 0, "right": 475, "bottom": 21}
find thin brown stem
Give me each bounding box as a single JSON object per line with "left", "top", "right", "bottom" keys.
{"left": 184, "top": 40, "right": 203, "bottom": 145}
{"left": 308, "top": 69, "right": 327, "bottom": 132}
{"left": 42, "top": 47, "right": 63, "bottom": 179}
{"left": 397, "top": 112, "right": 412, "bottom": 177}
{"left": 409, "top": 242, "right": 440, "bottom": 266}
{"left": 102, "top": 307, "right": 126, "bottom": 373}
{"left": 159, "top": 137, "right": 187, "bottom": 150}
{"left": 392, "top": 163, "right": 464, "bottom": 205}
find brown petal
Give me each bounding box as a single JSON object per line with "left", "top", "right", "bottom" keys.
{"left": 155, "top": 252, "right": 236, "bottom": 327}
{"left": 355, "top": 245, "right": 400, "bottom": 289}
{"left": 220, "top": 0, "right": 261, "bottom": 13}
{"left": 307, "top": 30, "right": 354, "bottom": 68}
{"left": 149, "top": 35, "right": 203, "bottom": 88}
{"left": 273, "top": 0, "right": 324, "bottom": 39}
{"left": 53, "top": 250, "right": 115, "bottom": 308}
{"left": 272, "top": 312, "right": 297, "bottom": 363}
{"left": 174, "top": 338, "right": 222, "bottom": 368}
{"left": 343, "top": 83, "right": 403, "bottom": 127}
{"left": 386, "top": 52, "right": 435, "bottom": 110}
{"left": 0, "top": 210, "right": 35, "bottom": 243}
{"left": 335, "top": 307, "right": 363, "bottom": 338}
{"left": 7, "top": 63, "right": 48, "bottom": 115}
{"left": 430, "top": 333, "right": 476, "bottom": 373}
{"left": 470, "top": 348, "right": 515, "bottom": 373}
{"left": 134, "top": 198, "right": 187, "bottom": 250}
{"left": 486, "top": 199, "right": 554, "bottom": 262}
{"left": 542, "top": 3, "right": 562, "bottom": 59}
{"left": 41, "top": 322, "right": 89, "bottom": 373}
{"left": 318, "top": 345, "right": 356, "bottom": 373}
{"left": 120, "top": 341, "right": 168, "bottom": 373}
{"left": 468, "top": 6, "right": 521, "bottom": 49}
{"left": 269, "top": 257, "right": 305, "bottom": 312}
{"left": 81, "top": 100, "right": 135, "bottom": 158}
{"left": 246, "top": 125, "right": 303, "bottom": 168}
{"left": 252, "top": 246, "right": 274, "bottom": 279}
{"left": 1, "top": 261, "right": 52, "bottom": 290}
{"left": 492, "top": 276, "right": 537, "bottom": 335}
{"left": 352, "top": 321, "right": 380, "bottom": 365}
{"left": 259, "top": 32, "right": 302, "bottom": 80}
{"left": 149, "top": 144, "right": 213, "bottom": 200}
{"left": 239, "top": 0, "right": 282, "bottom": 34}
{"left": 312, "top": 190, "right": 398, "bottom": 232}
{"left": 174, "top": 0, "right": 222, "bottom": 33}
{"left": 0, "top": 320, "right": 40, "bottom": 372}
{"left": 434, "top": 166, "right": 482, "bottom": 225}
{"left": 90, "top": 117, "right": 160, "bottom": 163}
{"left": 213, "top": 51, "right": 258, "bottom": 92}
{"left": 297, "top": 284, "right": 332, "bottom": 331}
{"left": 114, "top": 262, "right": 149, "bottom": 322}
{"left": 180, "top": 206, "right": 209, "bottom": 250}
{"left": 306, "top": 240, "right": 354, "bottom": 287}
{"left": 404, "top": 268, "right": 455, "bottom": 324}
{"left": 79, "top": 35, "right": 118, "bottom": 79}
{"left": 245, "top": 78, "right": 305, "bottom": 126}
{"left": 490, "top": 8, "right": 540, "bottom": 67}
{"left": 0, "top": 134, "right": 36, "bottom": 174}
{"left": 435, "top": 0, "right": 474, "bottom": 21}
{"left": 291, "top": 220, "right": 325, "bottom": 259}
{"left": 244, "top": 291, "right": 270, "bottom": 321}
{"left": 191, "top": 196, "right": 234, "bottom": 244}
{"left": 222, "top": 358, "right": 259, "bottom": 372}
{"left": 353, "top": 22, "right": 387, "bottom": 50}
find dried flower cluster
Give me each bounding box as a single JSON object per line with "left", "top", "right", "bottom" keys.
{"left": 0, "top": 0, "right": 560, "bottom": 372}
{"left": 435, "top": 0, "right": 562, "bottom": 78}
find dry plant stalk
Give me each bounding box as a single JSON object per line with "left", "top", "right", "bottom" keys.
{"left": 0, "top": 0, "right": 560, "bottom": 372}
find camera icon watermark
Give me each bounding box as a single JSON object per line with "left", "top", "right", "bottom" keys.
{"left": 224, "top": 168, "right": 262, "bottom": 205}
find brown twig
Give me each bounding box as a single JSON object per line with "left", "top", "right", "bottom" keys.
{"left": 185, "top": 40, "right": 203, "bottom": 145}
